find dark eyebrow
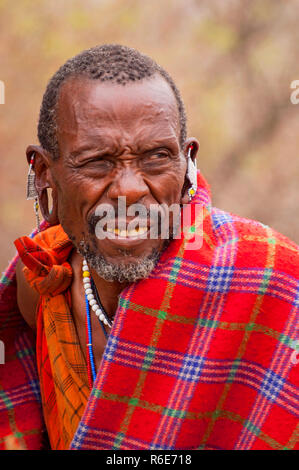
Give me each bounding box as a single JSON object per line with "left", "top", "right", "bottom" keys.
{"left": 69, "top": 136, "right": 179, "bottom": 158}
{"left": 69, "top": 146, "right": 93, "bottom": 158}
{"left": 69, "top": 144, "right": 109, "bottom": 159}
{"left": 137, "top": 137, "right": 179, "bottom": 152}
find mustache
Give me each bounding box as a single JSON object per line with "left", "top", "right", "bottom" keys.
{"left": 86, "top": 205, "right": 182, "bottom": 238}
{"left": 87, "top": 208, "right": 155, "bottom": 234}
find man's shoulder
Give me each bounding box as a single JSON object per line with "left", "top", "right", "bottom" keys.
{"left": 210, "top": 206, "right": 299, "bottom": 277}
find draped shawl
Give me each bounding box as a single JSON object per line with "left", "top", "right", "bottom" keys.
{"left": 0, "top": 173, "right": 298, "bottom": 450}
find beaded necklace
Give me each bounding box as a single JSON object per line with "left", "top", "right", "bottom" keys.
{"left": 82, "top": 259, "right": 114, "bottom": 387}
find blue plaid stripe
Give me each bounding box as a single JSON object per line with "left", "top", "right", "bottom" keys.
{"left": 72, "top": 426, "right": 153, "bottom": 450}
{"left": 70, "top": 424, "right": 88, "bottom": 449}
{"left": 0, "top": 384, "right": 39, "bottom": 411}
{"left": 260, "top": 369, "right": 285, "bottom": 402}
{"left": 294, "top": 283, "right": 299, "bottom": 309}
{"left": 29, "top": 380, "right": 42, "bottom": 402}
{"left": 100, "top": 286, "right": 136, "bottom": 367}
{"left": 15, "top": 331, "right": 41, "bottom": 402}
{"left": 207, "top": 265, "right": 235, "bottom": 293}
{"left": 157, "top": 273, "right": 297, "bottom": 305}
{"left": 103, "top": 334, "right": 119, "bottom": 362}
{"left": 178, "top": 355, "right": 205, "bottom": 382}
{"left": 91, "top": 343, "right": 298, "bottom": 409}
{"left": 211, "top": 208, "right": 233, "bottom": 230}
{"left": 156, "top": 262, "right": 298, "bottom": 305}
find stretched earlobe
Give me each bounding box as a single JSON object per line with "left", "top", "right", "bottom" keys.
{"left": 26, "top": 145, "right": 59, "bottom": 226}
{"left": 39, "top": 187, "right": 59, "bottom": 226}
{"left": 186, "top": 144, "right": 198, "bottom": 201}
{"left": 181, "top": 139, "right": 200, "bottom": 204}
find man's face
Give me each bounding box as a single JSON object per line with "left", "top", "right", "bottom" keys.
{"left": 49, "top": 75, "right": 188, "bottom": 276}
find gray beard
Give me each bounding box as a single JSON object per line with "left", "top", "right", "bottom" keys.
{"left": 77, "top": 240, "right": 163, "bottom": 283}
{"left": 73, "top": 206, "right": 178, "bottom": 283}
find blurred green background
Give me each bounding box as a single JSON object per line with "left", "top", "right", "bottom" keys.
{"left": 1, "top": 0, "right": 299, "bottom": 272}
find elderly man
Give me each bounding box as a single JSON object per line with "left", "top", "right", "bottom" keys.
{"left": 0, "top": 44, "right": 298, "bottom": 451}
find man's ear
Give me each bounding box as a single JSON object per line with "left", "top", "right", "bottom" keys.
{"left": 26, "top": 145, "right": 59, "bottom": 226}
{"left": 26, "top": 145, "right": 52, "bottom": 191}
{"left": 183, "top": 137, "right": 199, "bottom": 163}
{"left": 181, "top": 137, "right": 200, "bottom": 205}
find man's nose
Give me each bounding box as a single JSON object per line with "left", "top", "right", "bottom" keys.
{"left": 107, "top": 168, "right": 149, "bottom": 206}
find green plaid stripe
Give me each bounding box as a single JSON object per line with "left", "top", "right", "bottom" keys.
{"left": 113, "top": 250, "right": 186, "bottom": 449}
{"left": 119, "top": 300, "right": 295, "bottom": 347}
{"left": 142, "top": 346, "right": 156, "bottom": 370}
{"left": 199, "top": 227, "right": 277, "bottom": 448}
{"left": 258, "top": 267, "right": 274, "bottom": 295}
{"left": 169, "top": 258, "right": 183, "bottom": 283}
{"left": 284, "top": 423, "right": 299, "bottom": 450}
{"left": 0, "top": 274, "right": 10, "bottom": 286}
{"left": 0, "top": 390, "right": 13, "bottom": 410}
{"left": 123, "top": 300, "right": 194, "bottom": 324}
{"left": 227, "top": 359, "right": 241, "bottom": 383}
{"left": 0, "top": 385, "right": 28, "bottom": 449}
{"left": 0, "top": 428, "right": 42, "bottom": 446}
{"left": 16, "top": 346, "right": 35, "bottom": 360}
{"left": 87, "top": 389, "right": 292, "bottom": 450}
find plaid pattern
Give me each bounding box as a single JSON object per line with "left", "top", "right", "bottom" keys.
{"left": 14, "top": 227, "right": 90, "bottom": 449}
{"left": 69, "top": 174, "right": 299, "bottom": 450}
{"left": 34, "top": 291, "right": 90, "bottom": 450}
{"left": 0, "top": 172, "right": 298, "bottom": 450}
{"left": 0, "top": 222, "right": 48, "bottom": 450}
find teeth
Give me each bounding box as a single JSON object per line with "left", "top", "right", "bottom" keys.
{"left": 105, "top": 226, "right": 148, "bottom": 237}
{"left": 106, "top": 227, "right": 119, "bottom": 234}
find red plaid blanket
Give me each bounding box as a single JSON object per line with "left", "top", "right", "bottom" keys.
{"left": 0, "top": 222, "right": 49, "bottom": 450}
{"left": 0, "top": 173, "right": 298, "bottom": 450}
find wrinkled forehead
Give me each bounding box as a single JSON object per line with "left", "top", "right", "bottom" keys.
{"left": 56, "top": 75, "right": 180, "bottom": 149}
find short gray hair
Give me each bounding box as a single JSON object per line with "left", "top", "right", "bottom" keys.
{"left": 38, "top": 44, "right": 187, "bottom": 159}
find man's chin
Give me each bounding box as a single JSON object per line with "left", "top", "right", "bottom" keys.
{"left": 77, "top": 240, "right": 161, "bottom": 283}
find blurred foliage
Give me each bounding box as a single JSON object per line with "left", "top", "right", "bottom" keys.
{"left": 1, "top": 0, "right": 299, "bottom": 271}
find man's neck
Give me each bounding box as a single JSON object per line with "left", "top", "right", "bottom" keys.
{"left": 90, "top": 267, "right": 128, "bottom": 320}
{"left": 70, "top": 249, "right": 128, "bottom": 321}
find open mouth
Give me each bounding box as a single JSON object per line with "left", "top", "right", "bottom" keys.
{"left": 104, "top": 225, "right": 149, "bottom": 239}
{"left": 90, "top": 209, "right": 168, "bottom": 244}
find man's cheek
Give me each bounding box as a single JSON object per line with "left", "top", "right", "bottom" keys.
{"left": 58, "top": 199, "right": 82, "bottom": 236}
{"left": 159, "top": 171, "right": 185, "bottom": 203}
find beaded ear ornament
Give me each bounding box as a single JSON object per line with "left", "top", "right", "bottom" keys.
{"left": 26, "top": 153, "right": 41, "bottom": 232}
{"left": 186, "top": 144, "right": 198, "bottom": 201}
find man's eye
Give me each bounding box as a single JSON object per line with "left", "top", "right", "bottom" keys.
{"left": 154, "top": 153, "right": 168, "bottom": 159}
{"left": 83, "top": 158, "right": 113, "bottom": 169}
{"left": 146, "top": 152, "right": 169, "bottom": 161}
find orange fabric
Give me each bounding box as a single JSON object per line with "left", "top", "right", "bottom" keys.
{"left": 14, "top": 226, "right": 73, "bottom": 296}
{"left": 15, "top": 225, "right": 90, "bottom": 450}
